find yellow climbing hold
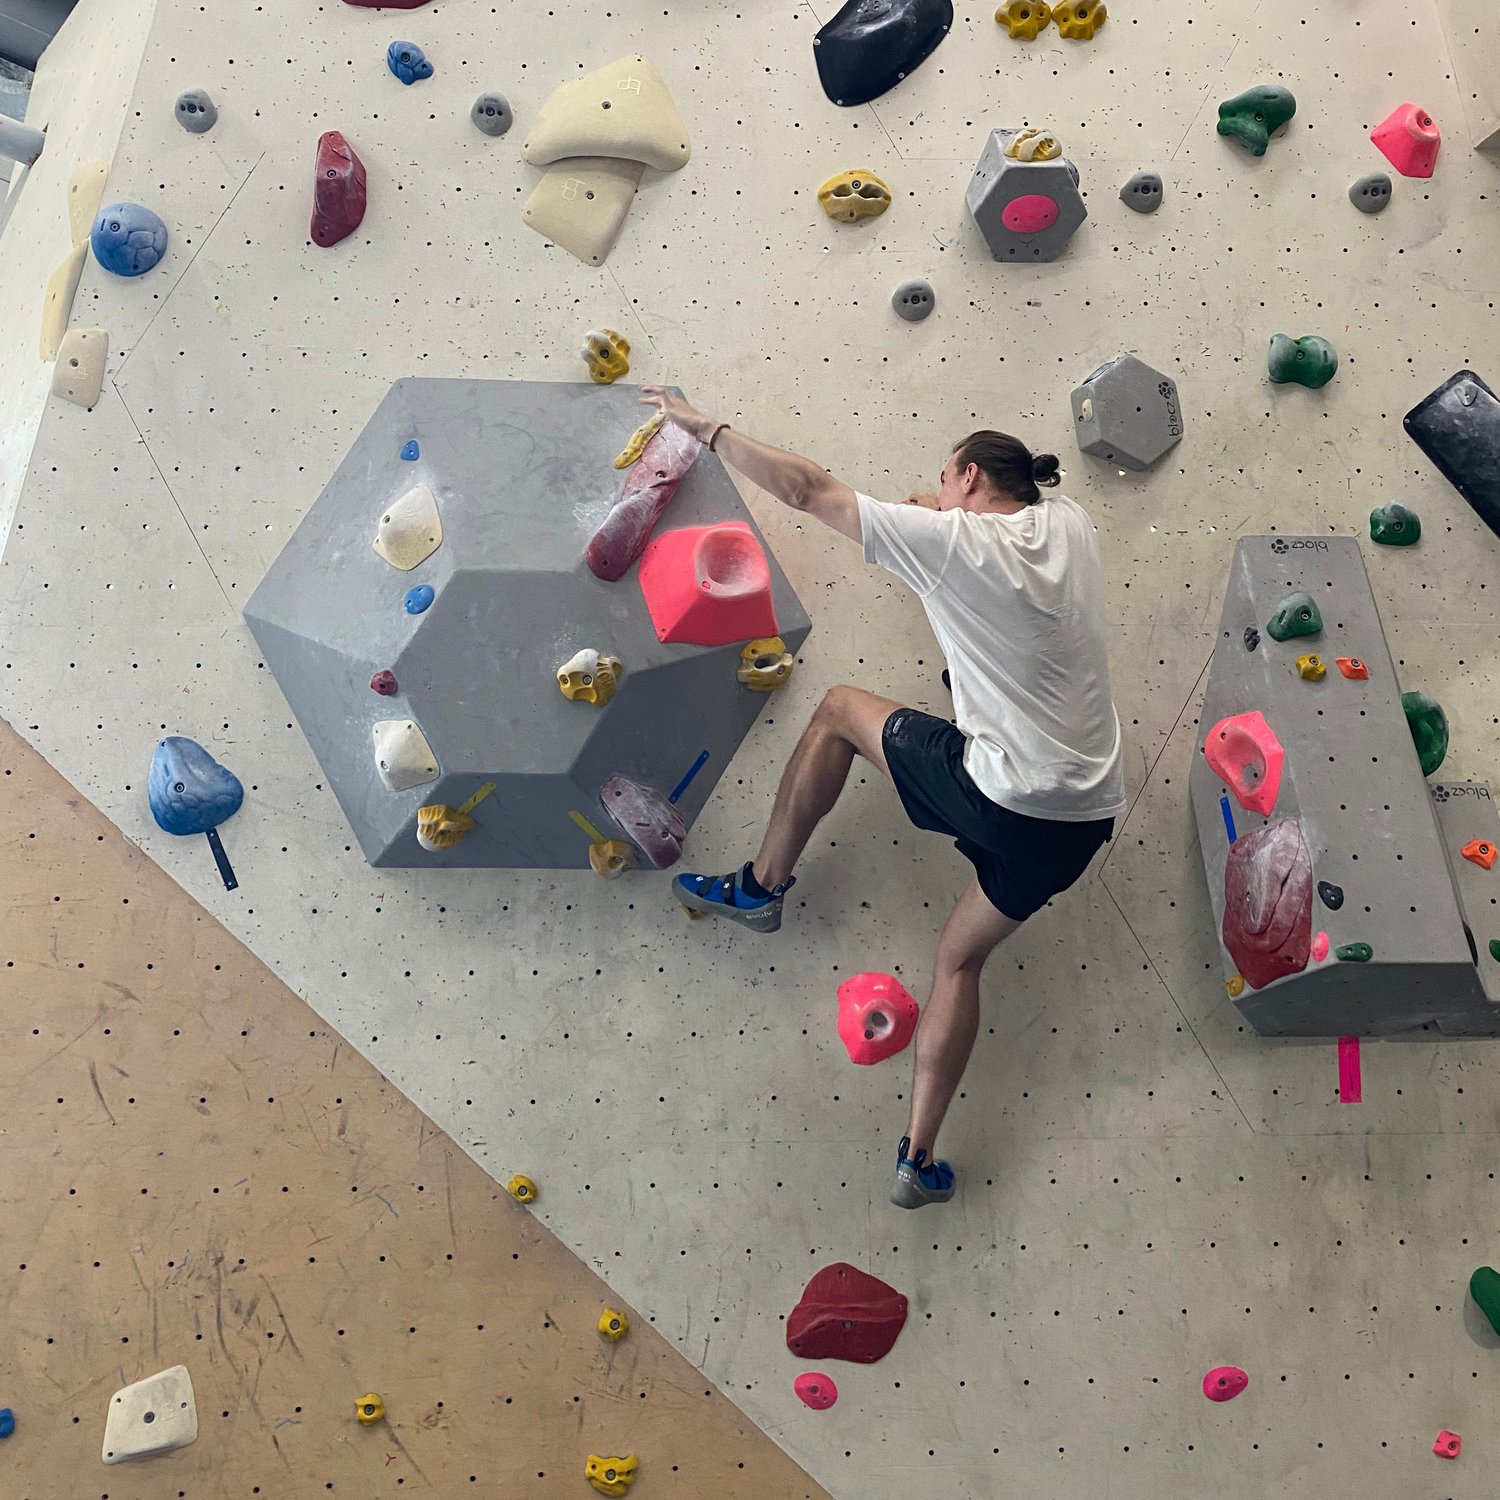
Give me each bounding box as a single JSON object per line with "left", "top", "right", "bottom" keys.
{"left": 582, "top": 328, "right": 630, "bottom": 384}
{"left": 1053, "top": 0, "right": 1106, "bottom": 39}
{"left": 557, "top": 649, "right": 623, "bottom": 706}
{"left": 416, "top": 802, "right": 476, "bottom": 852}
{"left": 586, "top": 1455, "right": 638, "bottom": 1496}
{"left": 598, "top": 1308, "right": 630, "bottom": 1340}
{"left": 355, "top": 1394, "right": 385, "bottom": 1425}
{"left": 817, "top": 170, "right": 891, "bottom": 224}
{"left": 589, "top": 839, "right": 636, "bottom": 879}
{"left": 613, "top": 409, "right": 665, "bottom": 469}
{"left": 1297, "top": 653, "right": 1327, "bottom": 681}
{"left": 995, "top": 0, "right": 1051, "bottom": 38}
{"left": 737, "top": 637, "right": 794, "bottom": 692}
{"left": 1225, "top": 975, "right": 1244, "bottom": 998}
{"left": 507, "top": 1174, "right": 538, "bottom": 1204}
{"left": 1003, "top": 128, "right": 1062, "bottom": 161}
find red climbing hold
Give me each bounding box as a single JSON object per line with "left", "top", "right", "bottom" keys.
{"left": 786, "top": 1263, "right": 908, "bottom": 1364}
{"left": 1370, "top": 103, "right": 1440, "bottom": 179}
{"left": 370, "top": 670, "right": 398, "bottom": 696}
{"left": 1462, "top": 839, "right": 1496, "bottom": 871}
{"left": 599, "top": 776, "right": 685, "bottom": 870}
{"left": 1221, "top": 818, "right": 1313, "bottom": 991}
{"left": 342, "top": 0, "right": 430, "bottom": 7}
{"left": 836, "top": 972, "right": 920, "bottom": 1066}
{"left": 793, "top": 1372, "right": 839, "bottom": 1410}
{"left": 1202, "top": 1366, "right": 1248, "bottom": 1402}
{"left": 585, "top": 423, "right": 701, "bottom": 582}
{"left": 1433, "top": 1429, "right": 1461, "bottom": 1459}
{"left": 1203, "top": 710, "right": 1284, "bottom": 816}
{"left": 311, "top": 131, "right": 367, "bottom": 249}
{"left": 1335, "top": 657, "right": 1369, "bottom": 680}
{"left": 638, "top": 522, "right": 779, "bottom": 648}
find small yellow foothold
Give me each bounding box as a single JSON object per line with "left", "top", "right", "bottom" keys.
{"left": 589, "top": 839, "right": 636, "bottom": 880}
{"left": 737, "top": 636, "right": 794, "bottom": 692}
{"left": 598, "top": 1308, "right": 630, "bottom": 1340}
{"left": 355, "top": 1394, "right": 385, "bottom": 1425}
{"left": 507, "top": 1174, "right": 538, "bottom": 1204}
{"left": 1003, "top": 127, "right": 1062, "bottom": 161}
{"left": 1296, "top": 653, "right": 1326, "bottom": 681}
{"left": 817, "top": 170, "right": 892, "bottom": 224}
{"left": 582, "top": 328, "right": 630, "bottom": 384}
{"left": 558, "top": 649, "right": 624, "bottom": 706}
{"left": 416, "top": 803, "right": 476, "bottom": 852}
{"left": 1053, "top": 0, "right": 1105, "bottom": 39}
{"left": 1225, "top": 975, "right": 1244, "bottom": 998}
{"left": 612, "top": 409, "right": 665, "bottom": 469}
{"left": 995, "top": 0, "right": 1052, "bottom": 39}
{"left": 586, "top": 1454, "right": 638, "bottom": 1496}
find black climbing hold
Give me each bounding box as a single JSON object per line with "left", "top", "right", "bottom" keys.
{"left": 813, "top": 0, "right": 953, "bottom": 108}
{"left": 1243, "top": 626, "right": 1260, "bottom": 652}
{"left": 1317, "top": 880, "right": 1343, "bottom": 912}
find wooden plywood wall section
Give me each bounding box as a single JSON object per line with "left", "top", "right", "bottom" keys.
{"left": 0, "top": 719, "right": 832, "bottom": 1500}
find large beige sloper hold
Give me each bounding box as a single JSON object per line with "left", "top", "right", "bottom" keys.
{"left": 68, "top": 158, "right": 109, "bottom": 244}
{"left": 51, "top": 328, "right": 108, "bottom": 407}
{"left": 523, "top": 56, "right": 690, "bottom": 172}
{"left": 523, "top": 156, "right": 644, "bottom": 267}
{"left": 373, "top": 483, "right": 442, "bottom": 569}
{"left": 373, "top": 719, "right": 440, "bottom": 792}
{"left": 103, "top": 1364, "right": 197, "bottom": 1463}
{"left": 39, "top": 241, "right": 87, "bottom": 361}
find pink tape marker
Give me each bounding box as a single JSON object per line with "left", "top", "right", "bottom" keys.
{"left": 1338, "top": 1036, "right": 1362, "bottom": 1103}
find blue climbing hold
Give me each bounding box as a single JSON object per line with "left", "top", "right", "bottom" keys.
{"left": 400, "top": 440, "right": 420, "bottom": 461}
{"left": 387, "top": 40, "right": 434, "bottom": 85}
{"left": 90, "top": 203, "right": 169, "bottom": 277}
{"left": 147, "top": 737, "right": 243, "bottom": 836}
{"left": 0, "top": 1408, "right": 13, "bottom": 1439}
{"left": 403, "top": 583, "right": 435, "bottom": 614}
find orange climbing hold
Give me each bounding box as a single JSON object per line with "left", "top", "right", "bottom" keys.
{"left": 1335, "top": 657, "right": 1369, "bottom": 680}
{"left": 637, "top": 522, "right": 779, "bottom": 647}
{"left": 1463, "top": 839, "right": 1497, "bottom": 871}
{"left": 1203, "top": 710, "right": 1284, "bottom": 816}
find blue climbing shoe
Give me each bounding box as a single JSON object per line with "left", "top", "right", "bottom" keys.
{"left": 673, "top": 862, "right": 794, "bottom": 933}
{"left": 890, "top": 1135, "right": 956, "bottom": 1209}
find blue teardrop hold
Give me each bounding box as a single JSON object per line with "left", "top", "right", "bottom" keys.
{"left": 147, "top": 736, "right": 244, "bottom": 836}
{"left": 400, "top": 440, "right": 420, "bottom": 461}
{"left": 404, "top": 584, "right": 435, "bottom": 614}
{"left": 0, "top": 1408, "right": 14, "bottom": 1438}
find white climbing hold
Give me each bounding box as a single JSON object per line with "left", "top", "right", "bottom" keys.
{"left": 39, "top": 242, "right": 87, "bottom": 361}
{"left": 522, "top": 55, "right": 691, "bottom": 172}
{"left": 67, "top": 159, "right": 109, "bottom": 245}
{"left": 102, "top": 1364, "right": 197, "bottom": 1464}
{"left": 51, "top": 328, "right": 108, "bottom": 407}
{"left": 523, "top": 157, "right": 644, "bottom": 268}
{"left": 372, "top": 719, "right": 440, "bottom": 792}
{"left": 373, "top": 483, "right": 443, "bottom": 570}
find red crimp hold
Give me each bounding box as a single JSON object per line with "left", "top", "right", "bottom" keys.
{"left": 1221, "top": 818, "right": 1313, "bottom": 990}
{"left": 1203, "top": 710, "right": 1284, "bottom": 816}
{"left": 786, "top": 1263, "right": 908, "bottom": 1364}
{"left": 836, "top": 972, "right": 920, "bottom": 1066}
{"left": 1335, "top": 657, "right": 1369, "bottom": 680}
{"left": 1433, "top": 1429, "right": 1461, "bottom": 1459}
{"left": 599, "top": 776, "right": 685, "bottom": 870}
{"left": 1371, "top": 103, "right": 1441, "bottom": 179}
{"left": 1462, "top": 839, "right": 1496, "bottom": 870}
{"left": 1202, "top": 1366, "right": 1248, "bottom": 1402}
{"left": 585, "top": 422, "right": 701, "bottom": 582}
{"left": 311, "top": 131, "right": 367, "bottom": 249}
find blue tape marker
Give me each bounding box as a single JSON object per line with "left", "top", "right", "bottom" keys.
{"left": 1219, "top": 794, "right": 1237, "bottom": 845}
{"left": 669, "top": 750, "right": 710, "bottom": 806}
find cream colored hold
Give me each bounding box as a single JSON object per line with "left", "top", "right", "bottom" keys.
{"left": 522, "top": 156, "right": 645, "bottom": 267}
{"left": 102, "top": 1364, "right": 197, "bottom": 1464}
{"left": 373, "top": 483, "right": 443, "bottom": 570}
{"left": 39, "top": 243, "right": 87, "bottom": 362}
{"left": 523, "top": 56, "right": 691, "bottom": 173}
{"left": 372, "top": 719, "right": 440, "bottom": 792}
{"left": 67, "top": 158, "right": 109, "bottom": 245}
{"left": 51, "top": 328, "right": 108, "bottom": 408}
{"left": 1003, "top": 128, "right": 1062, "bottom": 161}
{"left": 557, "top": 648, "right": 623, "bottom": 705}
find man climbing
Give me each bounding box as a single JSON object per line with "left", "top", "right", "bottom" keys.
{"left": 636, "top": 386, "right": 1126, "bottom": 1210}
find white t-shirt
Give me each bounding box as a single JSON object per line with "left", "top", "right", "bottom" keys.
{"left": 856, "top": 491, "right": 1126, "bottom": 823}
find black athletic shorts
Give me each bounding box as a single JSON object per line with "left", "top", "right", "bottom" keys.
{"left": 881, "top": 708, "right": 1114, "bottom": 921}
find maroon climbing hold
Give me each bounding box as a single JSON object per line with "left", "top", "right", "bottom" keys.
{"left": 836, "top": 972, "right": 920, "bottom": 1065}
{"left": 1202, "top": 1366, "right": 1248, "bottom": 1402}
{"left": 342, "top": 0, "right": 431, "bottom": 7}
{"left": 600, "top": 776, "right": 686, "bottom": 870}
{"left": 786, "top": 1263, "right": 908, "bottom": 1364}
{"left": 1203, "top": 710, "right": 1284, "bottom": 816}
{"left": 311, "top": 131, "right": 367, "bottom": 249}
{"left": 370, "top": 670, "right": 398, "bottom": 696}
{"left": 1221, "top": 818, "right": 1313, "bottom": 990}
{"left": 585, "top": 422, "right": 701, "bottom": 582}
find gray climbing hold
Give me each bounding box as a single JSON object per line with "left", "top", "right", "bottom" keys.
{"left": 471, "top": 92, "right": 513, "bottom": 137}
{"left": 1070, "top": 354, "right": 1184, "bottom": 471}
{"left": 965, "top": 127, "right": 1087, "bottom": 263}
{"left": 1348, "top": 171, "right": 1392, "bottom": 214}
{"left": 174, "top": 89, "right": 217, "bottom": 134}
{"left": 1119, "top": 170, "right": 1163, "bottom": 213}
{"left": 892, "top": 279, "right": 935, "bottom": 322}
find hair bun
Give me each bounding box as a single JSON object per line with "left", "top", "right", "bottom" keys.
{"left": 1030, "top": 452, "right": 1061, "bottom": 487}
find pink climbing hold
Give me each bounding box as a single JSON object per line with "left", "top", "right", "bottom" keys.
{"left": 1000, "top": 193, "right": 1060, "bottom": 235}
{"left": 586, "top": 423, "right": 701, "bottom": 582}
{"left": 1202, "top": 1366, "right": 1248, "bottom": 1402}
{"left": 1311, "top": 930, "right": 1329, "bottom": 962}
{"left": 599, "top": 775, "right": 685, "bottom": 870}
{"left": 1433, "top": 1429, "right": 1461, "bottom": 1459}
{"left": 793, "top": 1372, "right": 839, "bottom": 1411}
{"left": 638, "top": 521, "right": 779, "bottom": 648}
{"left": 342, "top": 0, "right": 430, "bottom": 6}
{"left": 1221, "top": 818, "right": 1313, "bottom": 991}
{"left": 370, "top": 669, "right": 398, "bottom": 696}
{"left": 311, "top": 131, "right": 367, "bottom": 249}
{"left": 1370, "top": 103, "right": 1440, "bottom": 179}
{"left": 1337, "top": 1035, "right": 1362, "bottom": 1103}
{"left": 1203, "top": 710, "right": 1284, "bottom": 816}
{"left": 836, "top": 972, "right": 920, "bottom": 1066}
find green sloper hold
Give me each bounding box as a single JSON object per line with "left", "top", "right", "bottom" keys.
{"left": 1217, "top": 85, "right": 1297, "bottom": 156}
{"left": 1266, "top": 590, "right": 1322, "bottom": 642}
{"left": 1268, "top": 334, "right": 1338, "bottom": 389}
{"left": 1370, "top": 501, "right": 1421, "bottom": 546}
{"left": 1402, "top": 690, "right": 1449, "bottom": 777}
{"left": 1490, "top": 939, "right": 1500, "bottom": 963}
{"left": 1336, "top": 942, "right": 1373, "bottom": 963}
{"left": 1470, "top": 1267, "right": 1500, "bottom": 1336}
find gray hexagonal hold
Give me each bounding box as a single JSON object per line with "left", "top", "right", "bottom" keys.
{"left": 965, "top": 127, "right": 1087, "bottom": 262}
{"left": 470, "top": 92, "right": 514, "bottom": 137}
{"left": 174, "top": 89, "right": 217, "bottom": 134}
{"left": 892, "top": 279, "right": 935, "bottom": 321}
{"left": 1119, "top": 170, "right": 1163, "bottom": 213}
{"left": 1070, "top": 354, "right": 1184, "bottom": 471}
{"left": 1348, "top": 171, "right": 1392, "bottom": 214}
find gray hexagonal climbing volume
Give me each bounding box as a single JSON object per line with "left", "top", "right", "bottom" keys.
{"left": 244, "top": 379, "right": 811, "bottom": 868}
{"left": 965, "top": 128, "right": 1087, "bottom": 262}
{"left": 1070, "top": 354, "right": 1184, "bottom": 470}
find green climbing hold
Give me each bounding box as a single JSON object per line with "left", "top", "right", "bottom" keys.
{"left": 1402, "top": 690, "right": 1449, "bottom": 777}
{"left": 1216, "top": 85, "right": 1297, "bottom": 156}
{"left": 1336, "top": 942, "right": 1373, "bottom": 963}
{"left": 1268, "top": 334, "right": 1338, "bottom": 389}
{"left": 1369, "top": 501, "right": 1421, "bottom": 546}
{"left": 1265, "top": 590, "right": 1323, "bottom": 642}
{"left": 1470, "top": 1266, "right": 1500, "bottom": 1335}
{"left": 1489, "top": 939, "right": 1500, "bottom": 963}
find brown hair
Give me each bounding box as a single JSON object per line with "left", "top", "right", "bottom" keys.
{"left": 951, "top": 430, "right": 1060, "bottom": 505}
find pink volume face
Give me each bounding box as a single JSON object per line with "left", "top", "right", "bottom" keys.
{"left": 1202, "top": 1366, "right": 1249, "bottom": 1402}
{"left": 1001, "top": 193, "right": 1060, "bottom": 234}
{"left": 793, "top": 1372, "right": 839, "bottom": 1410}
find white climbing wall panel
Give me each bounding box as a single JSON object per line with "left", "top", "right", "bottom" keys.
{"left": 1, "top": 1, "right": 1499, "bottom": 1495}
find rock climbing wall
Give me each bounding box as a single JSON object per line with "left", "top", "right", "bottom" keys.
{"left": 2, "top": 0, "right": 1500, "bottom": 1496}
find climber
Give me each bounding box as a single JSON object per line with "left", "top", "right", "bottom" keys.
{"left": 636, "top": 386, "right": 1125, "bottom": 1210}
